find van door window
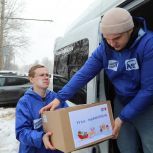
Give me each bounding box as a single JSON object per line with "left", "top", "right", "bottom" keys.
{"left": 54, "top": 39, "right": 89, "bottom": 105}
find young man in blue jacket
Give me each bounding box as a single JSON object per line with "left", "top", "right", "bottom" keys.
{"left": 15, "top": 64, "right": 68, "bottom": 153}
{"left": 40, "top": 8, "right": 153, "bottom": 153}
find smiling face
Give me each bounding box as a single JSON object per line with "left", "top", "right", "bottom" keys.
{"left": 30, "top": 67, "right": 50, "bottom": 90}
{"left": 103, "top": 29, "right": 133, "bottom": 51}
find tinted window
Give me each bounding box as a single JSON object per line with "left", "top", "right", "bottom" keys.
{"left": 16, "top": 78, "right": 29, "bottom": 85}
{"left": 53, "top": 76, "right": 67, "bottom": 87}
{"left": 54, "top": 39, "right": 89, "bottom": 104}
{"left": 5, "top": 77, "right": 29, "bottom": 86}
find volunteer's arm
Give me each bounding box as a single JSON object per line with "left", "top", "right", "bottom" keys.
{"left": 40, "top": 43, "right": 105, "bottom": 113}
{"left": 119, "top": 37, "right": 153, "bottom": 121}
{"left": 112, "top": 37, "right": 153, "bottom": 139}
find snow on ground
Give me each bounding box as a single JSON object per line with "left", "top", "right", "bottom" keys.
{"left": 0, "top": 107, "right": 19, "bottom": 153}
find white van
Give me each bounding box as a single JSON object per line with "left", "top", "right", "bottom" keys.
{"left": 53, "top": 0, "right": 153, "bottom": 152}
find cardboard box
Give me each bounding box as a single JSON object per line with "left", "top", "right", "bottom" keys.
{"left": 42, "top": 101, "right": 114, "bottom": 153}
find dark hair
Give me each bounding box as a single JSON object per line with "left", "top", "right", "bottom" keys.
{"left": 28, "top": 64, "right": 45, "bottom": 77}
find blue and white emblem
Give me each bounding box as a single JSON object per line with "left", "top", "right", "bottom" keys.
{"left": 125, "top": 58, "right": 139, "bottom": 71}
{"left": 33, "top": 118, "right": 42, "bottom": 129}
{"left": 108, "top": 60, "right": 119, "bottom": 71}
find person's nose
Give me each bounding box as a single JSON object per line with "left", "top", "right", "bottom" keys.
{"left": 109, "top": 40, "right": 116, "bottom": 47}
{"left": 45, "top": 75, "right": 50, "bottom": 79}
{"left": 44, "top": 75, "right": 48, "bottom": 79}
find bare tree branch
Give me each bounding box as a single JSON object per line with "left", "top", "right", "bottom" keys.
{"left": 1, "top": 0, "right": 29, "bottom": 69}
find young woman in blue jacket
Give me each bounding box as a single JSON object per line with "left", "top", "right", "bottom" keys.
{"left": 40, "top": 8, "right": 153, "bottom": 153}
{"left": 16, "top": 64, "right": 68, "bottom": 153}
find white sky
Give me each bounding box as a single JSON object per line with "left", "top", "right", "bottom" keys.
{"left": 16, "top": 0, "right": 95, "bottom": 67}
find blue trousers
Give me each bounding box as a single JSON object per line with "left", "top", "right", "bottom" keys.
{"left": 114, "top": 97, "right": 153, "bottom": 153}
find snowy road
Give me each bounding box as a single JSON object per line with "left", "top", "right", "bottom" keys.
{"left": 0, "top": 107, "right": 19, "bottom": 153}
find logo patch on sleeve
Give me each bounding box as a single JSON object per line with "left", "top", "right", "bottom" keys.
{"left": 125, "top": 58, "right": 139, "bottom": 70}
{"left": 33, "top": 118, "right": 42, "bottom": 129}
{"left": 108, "top": 60, "right": 119, "bottom": 71}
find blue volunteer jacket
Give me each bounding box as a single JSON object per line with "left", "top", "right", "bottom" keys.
{"left": 55, "top": 18, "right": 153, "bottom": 121}
{"left": 16, "top": 88, "right": 68, "bottom": 153}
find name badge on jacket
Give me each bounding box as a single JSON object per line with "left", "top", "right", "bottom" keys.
{"left": 125, "top": 58, "right": 139, "bottom": 71}
{"left": 108, "top": 60, "right": 119, "bottom": 71}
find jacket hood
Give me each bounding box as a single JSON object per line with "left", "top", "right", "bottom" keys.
{"left": 130, "top": 17, "right": 147, "bottom": 47}
{"left": 24, "top": 87, "right": 52, "bottom": 101}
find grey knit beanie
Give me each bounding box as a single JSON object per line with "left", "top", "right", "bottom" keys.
{"left": 101, "top": 7, "right": 134, "bottom": 35}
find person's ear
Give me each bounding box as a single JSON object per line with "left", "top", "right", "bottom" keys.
{"left": 29, "top": 77, "right": 34, "bottom": 84}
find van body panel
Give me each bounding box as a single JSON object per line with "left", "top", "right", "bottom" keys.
{"left": 53, "top": 0, "right": 153, "bottom": 152}
{"left": 66, "top": 0, "right": 126, "bottom": 34}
